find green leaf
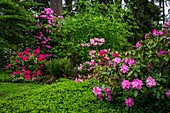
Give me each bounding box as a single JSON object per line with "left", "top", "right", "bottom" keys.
{"left": 127, "top": 70, "right": 133, "bottom": 77}
{"left": 134, "top": 90, "right": 138, "bottom": 97}
{"left": 156, "top": 91, "right": 160, "bottom": 99}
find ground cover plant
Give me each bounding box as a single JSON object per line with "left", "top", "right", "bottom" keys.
{"left": 0, "top": 78, "right": 160, "bottom": 113}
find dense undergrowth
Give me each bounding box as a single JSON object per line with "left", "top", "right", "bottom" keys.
{"left": 0, "top": 78, "right": 168, "bottom": 113}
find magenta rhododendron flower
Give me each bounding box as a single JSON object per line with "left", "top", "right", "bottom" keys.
{"left": 36, "top": 70, "right": 41, "bottom": 76}
{"left": 93, "top": 86, "right": 102, "bottom": 96}
{"left": 145, "top": 33, "right": 149, "bottom": 38}
{"left": 131, "top": 78, "right": 143, "bottom": 90}
{"left": 152, "top": 29, "right": 159, "bottom": 36}
{"left": 104, "top": 88, "right": 111, "bottom": 95}
{"left": 78, "top": 64, "right": 83, "bottom": 70}
{"left": 121, "top": 80, "right": 131, "bottom": 90}
{"left": 17, "top": 52, "right": 22, "bottom": 56}
{"left": 6, "top": 64, "right": 10, "bottom": 69}
{"left": 120, "top": 64, "right": 129, "bottom": 74}
{"left": 128, "top": 59, "right": 136, "bottom": 66}
{"left": 158, "top": 50, "right": 165, "bottom": 55}
{"left": 106, "top": 94, "right": 112, "bottom": 101}
{"left": 125, "top": 97, "right": 134, "bottom": 107}
{"left": 146, "top": 76, "right": 156, "bottom": 88}
{"left": 97, "top": 94, "right": 104, "bottom": 99}
{"left": 136, "top": 42, "right": 141, "bottom": 48}
{"left": 99, "top": 50, "right": 107, "bottom": 56}
{"left": 165, "top": 89, "right": 170, "bottom": 99}
{"left": 114, "top": 57, "right": 121, "bottom": 64}
{"left": 74, "top": 78, "right": 83, "bottom": 82}
{"left": 112, "top": 52, "right": 119, "bottom": 57}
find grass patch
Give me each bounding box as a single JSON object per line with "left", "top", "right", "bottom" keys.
{"left": 0, "top": 82, "right": 43, "bottom": 100}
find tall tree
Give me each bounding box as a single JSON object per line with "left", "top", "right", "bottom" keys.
{"left": 50, "top": 0, "right": 62, "bottom": 16}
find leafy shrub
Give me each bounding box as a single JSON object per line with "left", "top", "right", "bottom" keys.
{"left": 5, "top": 48, "right": 52, "bottom": 81}
{"left": 45, "top": 58, "right": 73, "bottom": 79}
{"left": 77, "top": 22, "right": 170, "bottom": 112}
{"left": 54, "top": 1, "right": 134, "bottom": 66}
{"left": 0, "top": 78, "right": 159, "bottom": 112}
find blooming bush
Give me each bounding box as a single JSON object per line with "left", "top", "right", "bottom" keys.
{"left": 6, "top": 48, "right": 51, "bottom": 81}
{"left": 77, "top": 22, "right": 170, "bottom": 111}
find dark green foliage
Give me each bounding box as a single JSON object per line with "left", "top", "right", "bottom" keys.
{"left": 0, "top": 0, "right": 36, "bottom": 47}
{"left": 45, "top": 58, "right": 74, "bottom": 78}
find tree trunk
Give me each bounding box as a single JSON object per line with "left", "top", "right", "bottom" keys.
{"left": 66, "top": 0, "right": 72, "bottom": 13}
{"left": 50, "top": 0, "right": 62, "bottom": 16}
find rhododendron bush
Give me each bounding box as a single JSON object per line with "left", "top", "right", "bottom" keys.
{"left": 6, "top": 48, "right": 51, "bottom": 81}
{"left": 77, "top": 22, "right": 170, "bottom": 110}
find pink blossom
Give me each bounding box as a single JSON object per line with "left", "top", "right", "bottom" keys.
{"left": 46, "top": 45, "right": 51, "bottom": 49}
{"left": 159, "top": 31, "right": 164, "bottom": 36}
{"left": 13, "top": 71, "right": 18, "bottom": 75}
{"left": 17, "top": 52, "right": 22, "bottom": 56}
{"left": 165, "top": 89, "right": 170, "bottom": 99}
{"left": 106, "top": 94, "right": 112, "bottom": 101}
{"left": 125, "top": 97, "right": 134, "bottom": 107}
{"left": 99, "top": 50, "right": 107, "bottom": 56}
{"left": 146, "top": 76, "right": 156, "bottom": 88}
{"left": 90, "top": 39, "right": 95, "bottom": 45}
{"left": 124, "top": 58, "right": 129, "bottom": 63}
{"left": 121, "top": 80, "right": 131, "bottom": 90}
{"left": 104, "top": 56, "right": 110, "bottom": 61}
{"left": 131, "top": 78, "right": 143, "bottom": 90}
{"left": 14, "top": 59, "right": 18, "bottom": 63}
{"left": 104, "top": 88, "right": 111, "bottom": 95}
{"left": 24, "top": 70, "right": 31, "bottom": 75}
{"left": 58, "top": 16, "right": 64, "bottom": 19}
{"left": 128, "top": 59, "right": 136, "bottom": 66}
{"left": 158, "top": 50, "right": 165, "bottom": 55}
{"left": 152, "top": 29, "right": 159, "bottom": 37}
{"left": 19, "top": 55, "right": 25, "bottom": 60}
{"left": 78, "top": 64, "right": 83, "bottom": 71}
{"left": 6, "top": 64, "right": 10, "bottom": 69}
{"left": 89, "top": 50, "right": 96, "bottom": 59}
{"left": 112, "top": 52, "right": 119, "bottom": 57}
{"left": 97, "top": 94, "right": 104, "bottom": 99}
{"left": 74, "top": 78, "right": 83, "bottom": 82}
{"left": 120, "top": 64, "right": 129, "bottom": 74}
{"left": 145, "top": 33, "right": 149, "bottom": 38}
{"left": 23, "top": 75, "right": 30, "bottom": 80}
{"left": 36, "top": 70, "right": 41, "bottom": 76}
{"left": 93, "top": 86, "right": 102, "bottom": 96}
{"left": 114, "top": 57, "right": 121, "bottom": 64}
{"left": 136, "top": 42, "right": 141, "bottom": 48}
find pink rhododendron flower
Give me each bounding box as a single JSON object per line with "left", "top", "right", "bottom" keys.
{"left": 93, "top": 86, "right": 102, "bottom": 96}
{"left": 23, "top": 70, "right": 31, "bottom": 76}
{"left": 97, "top": 94, "right": 104, "bottom": 99}
{"left": 19, "top": 55, "right": 25, "bottom": 60}
{"left": 106, "top": 94, "right": 112, "bottom": 101}
{"left": 146, "top": 76, "right": 156, "bottom": 88}
{"left": 78, "top": 64, "right": 83, "bottom": 71}
{"left": 36, "top": 70, "right": 41, "bottom": 76}
{"left": 99, "top": 50, "right": 107, "bottom": 56}
{"left": 58, "top": 15, "right": 64, "bottom": 19}
{"left": 74, "top": 78, "right": 83, "bottom": 82}
{"left": 145, "top": 33, "right": 149, "bottom": 38}
{"left": 104, "top": 88, "right": 111, "bottom": 95}
{"left": 159, "top": 31, "right": 164, "bottom": 36}
{"left": 124, "top": 58, "right": 129, "bottom": 63}
{"left": 17, "top": 52, "right": 22, "bottom": 56}
{"left": 23, "top": 75, "right": 30, "bottom": 80}
{"left": 125, "top": 97, "right": 134, "bottom": 107}
{"left": 128, "top": 59, "right": 136, "bottom": 66}
{"left": 6, "top": 64, "right": 10, "bottom": 69}
{"left": 136, "top": 42, "right": 141, "bottom": 48}
{"left": 152, "top": 29, "right": 159, "bottom": 36}
{"left": 121, "top": 80, "right": 131, "bottom": 90}
{"left": 15, "top": 59, "right": 19, "bottom": 63}
{"left": 120, "top": 64, "right": 129, "bottom": 74}
{"left": 131, "top": 78, "right": 143, "bottom": 90}
{"left": 165, "top": 89, "right": 170, "bottom": 99}
{"left": 13, "top": 71, "right": 18, "bottom": 75}
{"left": 114, "top": 57, "right": 121, "bottom": 64}
{"left": 104, "top": 56, "right": 110, "bottom": 61}
{"left": 158, "top": 50, "right": 165, "bottom": 55}
{"left": 112, "top": 52, "right": 119, "bottom": 57}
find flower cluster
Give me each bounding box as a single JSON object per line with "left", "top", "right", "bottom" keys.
{"left": 125, "top": 97, "right": 134, "bottom": 107}
{"left": 81, "top": 38, "right": 105, "bottom": 47}
{"left": 93, "top": 86, "right": 112, "bottom": 101}
{"left": 6, "top": 48, "right": 52, "bottom": 80}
